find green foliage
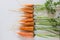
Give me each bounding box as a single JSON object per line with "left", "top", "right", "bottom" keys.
{"left": 35, "top": 0, "right": 60, "bottom": 14}
{"left": 35, "top": 16, "right": 60, "bottom": 32}
{"left": 35, "top": 0, "right": 60, "bottom": 37}
{"left": 34, "top": 5, "right": 45, "bottom": 13}
{"left": 36, "top": 33, "right": 59, "bottom": 38}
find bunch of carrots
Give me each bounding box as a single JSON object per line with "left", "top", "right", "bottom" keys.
{"left": 17, "top": 4, "right": 34, "bottom": 38}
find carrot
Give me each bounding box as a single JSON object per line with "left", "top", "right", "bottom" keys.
{"left": 24, "top": 4, "right": 34, "bottom": 7}
{"left": 21, "top": 8, "right": 33, "bottom": 13}
{"left": 26, "top": 18, "right": 34, "bottom": 21}
{"left": 23, "top": 12, "right": 33, "bottom": 14}
{"left": 20, "top": 27, "right": 34, "bottom": 31}
{"left": 17, "top": 32, "right": 33, "bottom": 38}
{"left": 21, "top": 22, "right": 34, "bottom": 26}
{"left": 21, "top": 7, "right": 33, "bottom": 10}
{"left": 22, "top": 13, "right": 34, "bottom": 17}
{"left": 20, "top": 20, "right": 33, "bottom": 23}
{"left": 20, "top": 18, "right": 34, "bottom": 22}
{"left": 19, "top": 26, "right": 34, "bottom": 27}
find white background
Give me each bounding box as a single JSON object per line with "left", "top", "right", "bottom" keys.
{"left": 0, "top": 0, "right": 59, "bottom": 40}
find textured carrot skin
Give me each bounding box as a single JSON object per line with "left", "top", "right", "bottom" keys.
{"left": 20, "top": 20, "right": 33, "bottom": 22}
{"left": 25, "top": 18, "right": 34, "bottom": 21}
{"left": 19, "top": 26, "right": 34, "bottom": 27}
{"left": 21, "top": 8, "right": 33, "bottom": 13}
{"left": 20, "top": 18, "right": 34, "bottom": 22}
{"left": 21, "top": 7, "right": 33, "bottom": 10}
{"left": 17, "top": 4, "right": 34, "bottom": 38}
{"left": 24, "top": 4, "right": 34, "bottom": 7}
{"left": 17, "top": 32, "right": 33, "bottom": 38}
{"left": 21, "top": 22, "right": 34, "bottom": 25}
{"left": 20, "top": 27, "right": 34, "bottom": 31}
{"left": 22, "top": 13, "right": 34, "bottom": 17}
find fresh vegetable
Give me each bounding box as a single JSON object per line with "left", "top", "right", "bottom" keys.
{"left": 21, "top": 8, "right": 33, "bottom": 13}
{"left": 22, "top": 13, "right": 34, "bottom": 17}
{"left": 20, "top": 26, "right": 34, "bottom": 31}
{"left": 17, "top": 32, "right": 33, "bottom": 38}
{"left": 21, "top": 22, "right": 34, "bottom": 26}
{"left": 21, "top": 7, "right": 33, "bottom": 10}
{"left": 20, "top": 18, "right": 34, "bottom": 22}
{"left": 24, "top": 4, "right": 34, "bottom": 7}
{"left": 17, "top": 4, "right": 34, "bottom": 38}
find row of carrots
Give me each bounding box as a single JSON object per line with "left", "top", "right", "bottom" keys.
{"left": 17, "top": 4, "right": 34, "bottom": 38}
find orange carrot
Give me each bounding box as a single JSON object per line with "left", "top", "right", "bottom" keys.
{"left": 21, "top": 8, "right": 33, "bottom": 13}
{"left": 20, "top": 18, "right": 34, "bottom": 22}
{"left": 17, "top": 32, "right": 33, "bottom": 38}
{"left": 20, "top": 27, "right": 34, "bottom": 31}
{"left": 19, "top": 26, "right": 34, "bottom": 27}
{"left": 26, "top": 18, "right": 34, "bottom": 21}
{"left": 21, "top": 7, "right": 33, "bottom": 10}
{"left": 22, "top": 13, "right": 34, "bottom": 17}
{"left": 21, "top": 22, "right": 34, "bottom": 26}
{"left": 24, "top": 4, "right": 34, "bottom": 7}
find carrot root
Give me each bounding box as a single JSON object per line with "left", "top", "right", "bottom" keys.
{"left": 17, "top": 32, "right": 33, "bottom": 38}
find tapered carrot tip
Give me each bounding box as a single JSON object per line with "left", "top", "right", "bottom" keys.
{"left": 17, "top": 32, "right": 34, "bottom": 38}
{"left": 20, "top": 27, "right": 34, "bottom": 31}
{"left": 24, "top": 4, "right": 34, "bottom": 7}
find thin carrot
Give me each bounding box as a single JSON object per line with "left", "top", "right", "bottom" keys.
{"left": 21, "top": 22, "right": 34, "bottom": 26}
{"left": 23, "top": 12, "right": 33, "bottom": 14}
{"left": 17, "top": 32, "right": 33, "bottom": 38}
{"left": 20, "top": 18, "right": 34, "bottom": 22}
{"left": 21, "top": 8, "right": 33, "bottom": 13}
{"left": 21, "top": 7, "right": 33, "bottom": 10}
{"left": 20, "top": 25, "right": 34, "bottom": 28}
{"left": 20, "top": 27, "right": 34, "bottom": 31}
{"left": 24, "top": 4, "right": 34, "bottom": 7}
{"left": 22, "top": 13, "right": 34, "bottom": 17}
{"left": 26, "top": 18, "right": 34, "bottom": 21}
